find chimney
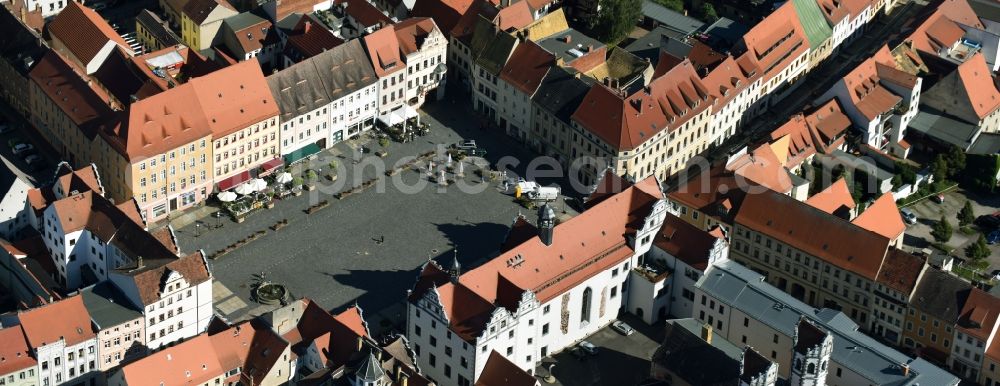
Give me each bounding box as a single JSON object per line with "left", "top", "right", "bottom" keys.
{"left": 395, "top": 364, "right": 403, "bottom": 380}
{"left": 901, "top": 364, "right": 909, "bottom": 377}
{"left": 399, "top": 373, "right": 409, "bottom": 386}
{"left": 562, "top": 35, "right": 571, "bottom": 43}
{"left": 701, "top": 323, "right": 713, "bottom": 344}
{"left": 356, "top": 336, "right": 364, "bottom": 352}
{"left": 304, "top": 20, "right": 312, "bottom": 33}
{"left": 586, "top": 44, "right": 593, "bottom": 52}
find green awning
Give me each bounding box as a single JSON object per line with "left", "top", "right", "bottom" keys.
{"left": 283, "top": 143, "right": 322, "bottom": 164}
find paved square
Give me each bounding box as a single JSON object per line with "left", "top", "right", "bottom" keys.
{"left": 176, "top": 99, "right": 579, "bottom": 321}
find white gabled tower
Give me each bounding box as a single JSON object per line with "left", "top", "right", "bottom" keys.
{"left": 790, "top": 318, "right": 833, "bottom": 386}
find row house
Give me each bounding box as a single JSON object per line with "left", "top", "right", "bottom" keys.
{"left": 0, "top": 6, "right": 46, "bottom": 120}
{"left": 17, "top": 164, "right": 213, "bottom": 351}
{"left": 728, "top": 187, "right": 889, "bottom": 330}
{"left": 735, "top": 1, "right": 811, "bottom": 112}
{"left": 363, "top": 17, "right": 448, "bottom": 117}
{"left": 278, "top": 14, "right": 344, "bottom": 68}
{"left": 81, "top": 283, "right": 147, "bottom": 371}
{"left": 1, "top": 296, "right": 100, "bottom": 386}
{"left": 407, "top": 175, "right": 667, "bottom": 385}
{"left": 919, "top": 53, "right": 1000, "bottom": 140}
{"left": 134, "top": 10, "right": 183, "bottom": 52}
{"left": 0, "top": 325, "right": 35, "bottom": 386}
{"left": 693, "top": 260, "right": 960, "bottom": 385}
{"left": 570, "top": 59, "right": 714, "bottom": 184}
{"left": 902, "top": 268, "right": 971, "bottom": 368}
{"left": 499, "top": 27, "right": 605, "bottom": 141}
{"left": 818, "top": 48, "right": 922, "bottom": 158}
{"left": 194, "top": 61, "right": 281, "bottom": 193}
{"left": 111, "top": 320, "right": 294, "bottom": 386}
{"left": 950, "top": 288, "right": 1000, "bottom": 383}
{"left": 180, "top": 0, "right": 239, "bottom": 51}
{"left": 441, "top": 0, "right": 524, "bottom": 93}
{"left": 269, "top": 38, "right": 378, "bottom": 162}
{"left": 112, "top": 297, "right": 432, "bottom": 386}
{"left": 700, "top": 55, "right": 763, "bottom": 147}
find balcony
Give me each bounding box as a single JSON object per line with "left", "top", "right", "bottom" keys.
{"left": 633, "top": 259, "right": 670, "bottom": 283}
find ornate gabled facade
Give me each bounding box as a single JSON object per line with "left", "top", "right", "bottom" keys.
{"left": 406, "top": 174, "right": 667, "bottom": 385}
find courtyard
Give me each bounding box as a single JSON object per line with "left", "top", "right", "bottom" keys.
{"left": 175, "top": 97, "right": 580, "bottom": 325}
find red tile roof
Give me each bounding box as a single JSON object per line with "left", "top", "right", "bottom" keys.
{"left": 500, "top": 40, "right": 555, "bottom": 95}
{"left": 284, "top": 15, "right": 344, "bottom": 59}
{"left": 363, "top": 24, "right": 404, "bottom": 77}
{"left": 475, "top": 351, "right": 538, "bottom": 386}
{"left": 727, "top": 144, "right": 795, "bottom": 193}
{"left": 495, "top": 1, "right": 533, "bottom": 31}
{"left": 121, "top": 334, "right": 223, "bottom": 385}
{"left": 419, "top": 177, "right": 663, "bottom": 341}
{"left": 668, "top": 165, "right": 749, "bottom": 224}
{"left": 118, "top": 251, "right": 211, "bottom": 305}
{"left": 46, "top": 1, "right": 132, "bottom": 66}
{"left": 28, "top": 50, "right": 113, "bottom": 133}
{"left": 939, "top": 0, "right": 983, "bottom": 29}
{"left": 18, "top": 296, "right": 95, "bottom": 347}
{"left": 841, "top": 58, "right": 902, "bottom": 121}
{"left": 803, "top": 99, "right": 851, "bottom": 149}
{"left": 875, "top": 248, "right": 924, "bottom": 295}
{"left": 816, "top": 0, "right": 849, "bottom": 24}
{"left": 189, "top": 60, "right": 278, "bottom": 137}
{"left": 449, "top": 0, "right": 499, "bottom": 39}
{"left": 735, "top": 189, "right": 891, "bottom": 280}
{"left": 956, "top": 53, "right": 1000, "bottom": 119}
{"left": 739, "top": 2, "right": 808, "bottom": 81}
{"left": 957, "top": 288, "right": 1000, "bottom": 341}
{"left": 0, "top": 325, "right": 35, "bottom": 376}
{"left": 701, "top": 56, "right": 757, "bottom": 107}
{"left": 411, "top": 0, "right": 476, "bottom": 36}
{"left": 851, "top": 192, "right": 905, "bottom": 240}
{"left": 573, "top": 60, "right": 712, "bottom": 151}
{"left": 908, "top": 10, "right": 965, "bottom": 55}
{"left": 805, "top": 178, "right": 856, "bottom": 215}
{"left": 334, "top": 306, "right": 369, "bottom": 338}
{"left": 394, "top": 17, "right": 440, "bottom": 56}
{"left": 654, "top": 214, "right": 724, "bottom": 270}
{"left": 227, "top": 16, "right": 273, "bottom": 55}
{"left": 336, "top": 0, "right": 393, "bottom": 27}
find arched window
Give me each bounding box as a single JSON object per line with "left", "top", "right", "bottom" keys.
{"left": 821, "top": 361, "right": 827, "bottom": 371}
{"left": 807, "top": 363, "right": 815, "bottom": 374}
{"left": 580, "top": 287, "right": 592, "bottom": 324}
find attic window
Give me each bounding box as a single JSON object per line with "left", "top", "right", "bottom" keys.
{"left": 247, "top": 33, "right": 252, "bottom": 40}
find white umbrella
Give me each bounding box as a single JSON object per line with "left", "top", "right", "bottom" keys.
{"left": 249, "top": 178, "right": 268, "bottom": 192}
{"left": 234, "top": 183, "right": 255, "bottom": 195}
{"left": 276, "top": 172, "right": 293, "bottom": 184}
{"left": 217, "top": 191, "right": 237, "bottom": 202}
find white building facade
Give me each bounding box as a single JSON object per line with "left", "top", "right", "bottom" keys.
{"left": 406, "top": 176, "right": 668, "bottom": 386}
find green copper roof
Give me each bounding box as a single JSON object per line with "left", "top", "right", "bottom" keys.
{"left": 791, "top": 0, "right": 833, "bottom": 48}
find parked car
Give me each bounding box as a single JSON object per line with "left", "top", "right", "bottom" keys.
{"left": 578, "top": 341, "right": 598, "bottom": 355}
{"left": 900, "top": 208, "right": 917, "bottom": 225}
{"left": 0, "top": 124, "right": 11, "bottom": 134}
{"left": 12, "top": 143, "right": 33, "bottom": 155}
{"left": 932, "top": 194, "right": 945, "bottom": 204}
{"left": 976, "top": 212, "right": 1000, "bottom": 229}
{"left": 989, "top": 230, "right": 1000, "bottom": 245}
{"left": 611, "top": 321, "right": 635, "bottom": 336}
{"left": 569, "top": 346, "right": 587, "bottom": 360}
{"left": 24, "top": 154, "right": 42, "bottom": 165}
{"left": 454, "top": 140, "right": 477, "bottom": 150}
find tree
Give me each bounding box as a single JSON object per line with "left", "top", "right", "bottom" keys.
{"left": 593, "top": 0, "right": 642, "bottom": 44}
{"left": 931, "top": 154, "right": 948, "bottom": 183}
{"left": 697, "top": 3, "right": 718, "bottom": 22}
{"left": 651, "top": 0, "right": 683, "bottom": 12}
{"left": 946, "top": 145, "right": 967, "bottom": 178}
{"left": 931, "top": 216, "right": 953, "bottom": 243}
{"left": 958, "top": 201, "right": 975, "bottom": 227}
{"left": 966, "top": 234, "right": 991, "bottom": 260}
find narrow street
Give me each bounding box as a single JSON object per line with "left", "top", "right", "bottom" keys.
{"left": 709, "top": 0, "right": 927, "bottom": 162}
